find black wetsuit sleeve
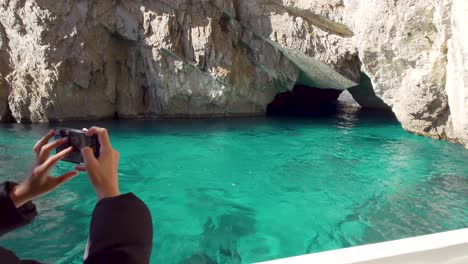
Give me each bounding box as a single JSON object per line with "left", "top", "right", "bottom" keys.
{"left": 0, "top": 247, "right": 41, "bottom": 264}
{"left": 84, "top": 193, "right": 153, "bottom": 264}
{"left": 0, "top": 181, "right": 41, "bottom": 264}
{"left": 0, "top": 182, "right": 37, "bottom": 237}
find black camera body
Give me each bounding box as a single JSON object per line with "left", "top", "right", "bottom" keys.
{"left": 55, "top": 128, "right": 100, "bottom": 164}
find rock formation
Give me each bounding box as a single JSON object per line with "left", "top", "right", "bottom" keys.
{"left": 446, "top": 0, "right": 468, "bottom": 147}
{"left": 344, "top": 0, "right": 466, "bottom": 145}
{"left": 347, "top": 73, "right": 390, "bottom": 111}
{"left": 0, "top": 0, "right": 466, "bottom": 146}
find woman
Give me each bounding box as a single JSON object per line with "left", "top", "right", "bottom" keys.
{"left": 0, "top": 127, "right": 153, "bottom": 264}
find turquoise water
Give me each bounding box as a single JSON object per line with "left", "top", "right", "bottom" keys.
{"left": 0, "top": 112, "right": 467, "bottom": 263}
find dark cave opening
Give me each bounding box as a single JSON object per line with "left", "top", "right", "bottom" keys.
{"left": 266, "top": 85, "right": 342, "bottom": 117}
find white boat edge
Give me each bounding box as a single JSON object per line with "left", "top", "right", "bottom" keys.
{"left": 256, "top": 228, "right": 468, "bottom": 264}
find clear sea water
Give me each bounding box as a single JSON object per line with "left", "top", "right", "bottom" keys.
{"left": 0, "top": 111, "right": 467, "bottom": 264}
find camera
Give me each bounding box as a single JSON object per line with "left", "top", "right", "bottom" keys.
{"left": 54, "top": 128, "right": 100, "bottom": 164}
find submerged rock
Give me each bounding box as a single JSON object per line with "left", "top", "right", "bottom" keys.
{"left": 178, "top": 254, "right": 217, "bottom": 264}
{"left": 0, "top": 0, "right": 466, "bottom": 146}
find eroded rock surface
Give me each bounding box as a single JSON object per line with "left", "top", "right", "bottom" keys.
{"left": 347, "top": 73, "right": 390, "bottom": 111}
{"left": 345, "top": 0, "right": 455, "bottom": 142}
{"left": 446, "top": 0, "right": 468, "bottom": 147}
{"left": 0, "top": 0, "right": 354, "bottom": 122}
{"left": 0, "top": 0, "right": 466, "bottom": 146}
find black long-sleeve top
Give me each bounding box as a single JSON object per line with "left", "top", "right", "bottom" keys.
{"left": 0, "top": 182, "right": 153, "bottom": 264}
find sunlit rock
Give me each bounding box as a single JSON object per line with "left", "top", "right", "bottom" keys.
{"left": 0, "top": 0, "right": 466, "bottom": 145}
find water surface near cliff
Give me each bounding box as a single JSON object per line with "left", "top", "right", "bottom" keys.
{"left": 0, "top": 112, "right": 467, "bottom": 263}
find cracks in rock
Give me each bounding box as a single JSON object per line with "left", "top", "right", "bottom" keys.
{"left": 159, "top": 47, "right": 262, "bottom": 114}
{"left": 432, "top": 106, "right": 452, "bottom": 140}
{"left": 232, "top": 0, "right": 242, "bottom": 22}
{"left": 218, "top": 13, "right": 232, "bottom": 34}
{"left": 168, "top": 9, "right": 190, "bottom": 60}
{"left": 0, "top": 20, "right": 13, "bottom": 122}
{"left": 141, "top": 50, "right": 163, "bottom": 115}
{"left": 0, "top": 22, "right": 11, "bottom": 73}
{"left": 2, "top": 103, "right": 15, "bottom": 123}
{"left": 7, "top": 0, "right": 27, "bottom": 36}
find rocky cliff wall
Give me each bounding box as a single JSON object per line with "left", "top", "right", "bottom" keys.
{"left": 446, "top": 0, "right": 468, "bottom": 146}
{"left": 0, "top": 0, "right": 356, "bottom": 122}
{"left": 344, "top": 0, "right": 463, "bottom": 144}
{"left": 0, "top": 0, "right": 466, "bottom": 146}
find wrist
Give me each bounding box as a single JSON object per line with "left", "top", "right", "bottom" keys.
{"left": 97, "top": 187, "right": 120, "bottom": 200}
{"left": 9, "top": 184, "right": 31, "bottom": 208}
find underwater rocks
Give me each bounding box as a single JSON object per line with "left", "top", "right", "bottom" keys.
{"left": 0, "top": 0, "right": 466, "bottom": 146}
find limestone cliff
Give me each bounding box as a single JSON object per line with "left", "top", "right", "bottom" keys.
{"left": 344, "top": 0, "right": 466, "bottom": 145}
{"left": 0, "top": 0, "right": 466, "bottom": 146}
{"left": 446, "top": 0, "right": 468, "bottom": 147}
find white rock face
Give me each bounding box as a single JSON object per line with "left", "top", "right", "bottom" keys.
{"left": 343, "top": 0, "right": 467, "bottom": 145}
{"left": 344, "top": 0, "right": 451, "bottom": 140}
{"left": 0, "top": 0, "right": 356, "bottom": 122}
{"left": 0, "top": 0, "right": 466, "bottom": 145}
{"left": 446, "top": 0, "right": 468, "bottom": 147}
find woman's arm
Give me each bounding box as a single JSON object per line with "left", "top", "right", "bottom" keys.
{"left": 77, "top": 127, "right": 153, "bottom": 264}
{"left": 0, "top": 130, "right": 78, "bottom": 264}
{"left": 84, "top": 193, "right": 153, "bottom": 264}
{"left": 1, "top": 130, "right": 77, "bottom": 236}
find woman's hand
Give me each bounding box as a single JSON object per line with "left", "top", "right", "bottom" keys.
{"left": 75, "top": 127, "right": 120, "bottom": 200}
{"left": 9, "top": 130, "right": 78, "bottom": 207}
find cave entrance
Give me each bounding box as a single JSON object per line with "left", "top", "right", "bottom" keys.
{"left": 266, "top": 85, "right": 342, "bottom": 116}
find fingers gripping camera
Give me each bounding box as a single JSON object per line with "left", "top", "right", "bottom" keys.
{"left": 55, "top": 128, "right": 101, "bottom": 164}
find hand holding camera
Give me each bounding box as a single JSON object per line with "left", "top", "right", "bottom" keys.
{"left": 9, "top": 130, "right": 78, "bottom": 207}
{"left": 9, "top": 126, "right": 120, "bottom": 207}
{"left": 74, "top": 127, "right": 120, "bottom": 200}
